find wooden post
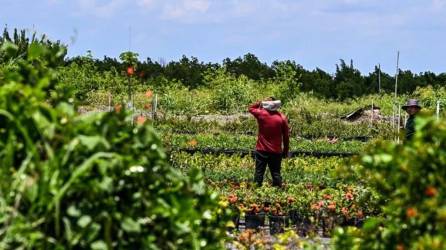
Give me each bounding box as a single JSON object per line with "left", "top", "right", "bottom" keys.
{"left": 394, "top": 51, "right": 400, "bottom": 99}
{"left": 127, "top": 75, "right": 132, "bottom": 108}
{"left": 127, "top": 76, "right": 134, "bottom": 126}
{"left": 132, "top": 93, "right": 135, "bottom": 124}
{"left": 378, "top": 64, "right": 381, "bottom": 93}
{"left": 397, "top": 104, "right": 401, "bottom": 144}
{"left": 108, "top": 92, "right": 112, "bottom": 112}
{"left": 392, "top": 105, "right": 396, "bottom": 141}
{"left": 152, "top": 94, "right": 158, "bottom": 120}
{"left": 393, "top": 51, "right": 400, "bottom": 142}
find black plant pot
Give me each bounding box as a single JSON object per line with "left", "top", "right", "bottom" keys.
{"left": 355, "top": 218, "right": 365, "bottom": 228}
{"left": 269, "top": 215, "right": 289, "bottom": 235}
{"left": 289, "top": 210, "right": 302, "bottom": 225}
{"left": 321, "top": 216, "right": 337, "bottom": 237}
{"left": 341, "top": 217, "right": 364, "bottom": 228}
{"left": 245, "top": 213, "right": 265, "bottom": 229}
{"left": 341, "top": 217, "right": 356, "bottom": 227}
{"left": 228, "top": 214, "right": 240, "bottom": 232}
{"left": 297, "top": 217, "right": 312, "bottom": 237}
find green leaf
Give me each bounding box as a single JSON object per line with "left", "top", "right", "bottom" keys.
{"left": 0, "top": 41, "right": 18, "bottom": 58}
{"left": 50, "top": 152, "right": 114, "bottom": 210}
{"left": 28, "top": 42, "right": 45, "bottom": 60}
{"left": 63, "top": 217, "right": 73, "bottom": 243}
{"left": 175, "top": 220, "right": 191, "bottom": 234}
{"left": 33, "top": 111, "right": 54, "bottom": 138}
{"left": 91, "top": 241, "right": 108, "bottom": 250}
{"left": 78, "top": 135, "right": 110, "bottom": 150}
{"left": 67, "top": 205, "right": 81, "bottom": 217}
{"left": 375, "top": 153, "right": 392, "bottom": 164}
{"left": 77, "top": 215, "right": 92, "bottom": 228}
{"left": 362, "top": 155, "right": 373, "bottom": 164}
{"left": 121, "top": 217, "right": 141, "bottom": 233}
{"left": 98, "top": 176, "right": 113, "bottom": 191}
{"left": 56, "top": 102, "right": 75, "bottom": 117}
{"left": 25, "top": 178, "right": 39, "bottom": 202}
{"left": 362, "top": 217, "right": 381, "bottom": 232}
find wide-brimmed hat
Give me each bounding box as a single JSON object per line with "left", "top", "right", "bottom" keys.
{"left": 402, "top": 99, "right": 422, "bottom": 110}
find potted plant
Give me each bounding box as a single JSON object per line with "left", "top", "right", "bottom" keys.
{"left": 227, "top": 193, "right": 240, "bottom": 231}
{"left": 268, "top": 201, "right": 290, "bottom": 234}
{"left": 244, "top": 203, "right": 265, "bottom": 230}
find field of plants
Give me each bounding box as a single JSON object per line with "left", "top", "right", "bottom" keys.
{"left": 1, "top": 30, "right": 446, "bottom": 249}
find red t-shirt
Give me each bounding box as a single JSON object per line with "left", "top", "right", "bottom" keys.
{"left": 248, "top": 102, "right": 290, "bottom": 154}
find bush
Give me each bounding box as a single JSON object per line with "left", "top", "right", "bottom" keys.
{"left": 0, "top": 40, "right": 229, "bottom": 249}
{"left": 206, "top": 68, "right": 254, "bottom": 113}
{"left": 333, "top": 114, "right": 446, "bottom": 249}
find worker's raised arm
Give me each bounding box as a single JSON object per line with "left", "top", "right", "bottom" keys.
{"left": 248, "top": 101, "right": 262, "bottom": 118}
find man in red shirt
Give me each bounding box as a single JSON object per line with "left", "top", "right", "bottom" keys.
{"left": 249, "top": 97, "right": 290, "bottom": 187}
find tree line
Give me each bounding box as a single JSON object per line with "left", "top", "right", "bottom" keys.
{"left": 2, "top": 28, "right": 446, "bottom": 100}
{"left": 67, "top": 53, "right": 446, "bottom": 100}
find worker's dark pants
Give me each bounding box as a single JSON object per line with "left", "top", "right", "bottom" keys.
{"left": 254, "top": 150, "right": 282, "bottom": 187}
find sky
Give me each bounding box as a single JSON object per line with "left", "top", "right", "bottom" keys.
{"left": 1, "top": 0, "right": 446, "bottom": 74}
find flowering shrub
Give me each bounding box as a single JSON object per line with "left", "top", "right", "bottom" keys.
{"left": 333, "top": 115, "right": 446, "bottom": 249}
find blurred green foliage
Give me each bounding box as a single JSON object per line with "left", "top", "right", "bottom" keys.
{"left": 333, "top": 115, "right": 446, "bottom": 249}
{"left": 0, "top": 29, "right": 230, "bottom": 250}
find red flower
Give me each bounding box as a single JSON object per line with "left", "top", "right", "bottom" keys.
{"left": 145, "top": 90, "right": 153, "bottom": 98}
{"left": 323, "top": 194, "right": 332, "bottom": 200}
{"left": 187, "top": 139, "right": 198, "bottom": 147}
{"left": 425, "top": 186, "right": 438, "bottom": 197}
{"left": 127, "top": 66, "right": 134, "bottom": 76}
{"left": 344, "top": 192, "right": 354, "bottom": 201}
{"left": 311, "top": 203, "right": 321, "bottom": 211}
{"left": 311, "top": 201, "right": 324, "bottom": 211}
{"left": 327, "top": 202, "right": 336, "bottom": 211}
{"left": 341, "top": 207, "right": 349, "bottom": 216}
{"left": 406, "top": 207, "right": 417, "bottom": 218}
{"left": 228, "top": 194, "right": 238, "bottom": 204}
{"left": 136, "top": 115, "right": 146, "bottom": 125}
